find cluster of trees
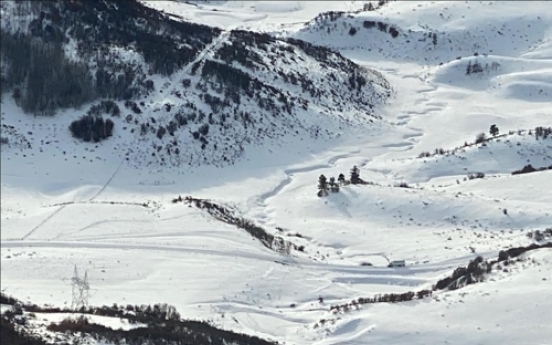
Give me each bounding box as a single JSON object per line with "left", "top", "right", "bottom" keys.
{"left": 57, "top": 0, "right": 219, "bottom": 76}
{"left": 317, "top": 175, "right": 340, "bottom": 197}
{"left": 2, "top": 30, "right": 95, "bottom": 116}
{"left": 1, "top": 0, "right": 219, "bottom": 116}
{"left": 69, "top": 114, "right": 114, "bottom": 143}
{"left": 526, "top": 228, "right": 552, "bottom": 242}
{"left": 362, "top": 20, "right": 400, "bottom": 38}
{"left": 418, "top": 125, "right": 497, "bottom": 158}
{"left": 1, "top": 315, "right": 50, "bottom": 345}
{"left": 534, "top": 126, "right": 551, "bottom": 140}
{"left": 363, "top": 0, "right": 391, "bottom": 11}
{"left": 182, "top": 196, "right": 303, "bottom": 253}
{"left": 329, "top": 241, "right": 552, "bottom": 317}
{"left": 87, "top": 100, "right": 120, "bottom": 117}
{"left": 475, "top": 124, "right": 500, "bottom": 143}
{"left": 1, "top": 293, "right": 278, "bottom": 345}
{"left": 466, "top": 60, "right": 501, "bottom": 75}
{"left": 498, "top": 242, "right": 552, "bottom": 263}
{"left": 329, "top": 288, "right": 432, "bottom": 314}
{"left": 199, "top": 59, "right": 294, "bottom": 120}
{"left": 434, "top": 256, "right": 491, "bottom": 291}
{"left": 435, "top": 242, "right": 551, "bottom": 292}
{"left": 1, "top": 28, "right": 145, "bottom": 116}
{"left": 317, "top": 166, "right": 363, "bottom": 197}
{"left": 512, "top": 164, "right": 552, "bottom": 175}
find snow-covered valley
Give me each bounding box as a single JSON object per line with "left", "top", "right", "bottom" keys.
{"left": 1, "top": 1, "right": 551, "bottom": 344}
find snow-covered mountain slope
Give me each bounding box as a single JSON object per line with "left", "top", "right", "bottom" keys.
{"left": 367, "top": 131, "right": 552, "bottom": 184}
{"left": 1, "top": 0, "right": 391, "bottom": 170}
{"left": 2, "top": 1, "right": 552, "bottom": 345}
{"left": 287, "top": 1, "right": 552, "bottom": 63}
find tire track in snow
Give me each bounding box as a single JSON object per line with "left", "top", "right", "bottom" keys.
{"left": 0, "top": 239, "right": 490, "bottom": 275}
{"left": 88, "top": 158, "right": 125, "bottom": 202}
{"left": 1, "top": 240, "right": 278, "bottom": 263}
{"left": 20, "top": 205, "right": 67, "bottom": 240}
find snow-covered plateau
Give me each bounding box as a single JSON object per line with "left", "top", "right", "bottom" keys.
{"left": 1, "top": 1, "right": 551, "bottom": 344}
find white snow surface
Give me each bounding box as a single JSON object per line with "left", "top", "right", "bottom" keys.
{"left": 2, "top": 1, "right": 552, "bottom": 345}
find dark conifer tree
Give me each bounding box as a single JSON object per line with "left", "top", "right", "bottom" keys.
{"left": 350, "top": 165, "right": 361, "bottom": 185}
{"left": 338, "top": 173, "right": 346, "bottom": 186}
{"left": 329, "top": 177, "right": 339, "bottom": 193}
{"left": 489, "top": 124, "right": 499, "bottom": 136}
{"left": 317, "top": 174, "right": 329, "bottom": 197}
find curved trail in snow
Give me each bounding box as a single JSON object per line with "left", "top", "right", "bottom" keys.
{"left": 254, "top": 150, "right": 361, "bottom": 208}
{"left": 0, "top": 239, "right": 490, "bottom": 277}
{"left": 250, "top": 72, "right": 439, "bottom": 210}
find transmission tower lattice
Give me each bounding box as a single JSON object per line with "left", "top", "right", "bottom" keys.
{"left": 71, "top": 265, "right": 90, "bottom": 312}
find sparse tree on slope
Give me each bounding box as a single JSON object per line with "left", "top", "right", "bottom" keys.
{"left": 489, "top": 124, "right": 499, "bottom": 136}
{"left": 338, "top": 173, "right": 346, "bottom": 186}
{"left": 350, "top": 165, "right": 361, "bottom": 185}
{"left": 329, "top": 177, "right": 340, "bottom": 193}
{"left": 317, "top": 174, "right": 329, "bottom": 197}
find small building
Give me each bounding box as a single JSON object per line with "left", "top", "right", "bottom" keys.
{"left": 388, "top": 260, "right": 405, "bottom": 268}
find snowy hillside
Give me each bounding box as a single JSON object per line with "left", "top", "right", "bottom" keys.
{"left": 288, "top": 1, "right": 552, "bottom": 64}
{"left": 0, "top": 0, "right": 391, "bottom": 170}
{"left": 2, "top": 1, "right": 552, "bottom": 345}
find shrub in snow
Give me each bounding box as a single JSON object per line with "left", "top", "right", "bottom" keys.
{"left": 394, "top": 182, "right": 411, "bottom": 188}
{"left": 124, "top": 100, "right": 142, "bottom": 114}
{"left": 475, "top": 132, "right": 487, "bottom": 144}
{"left": 468, "top": 172, "right": 485, "bottom": 179}
{"left": 156, "top": 126, "right": 166, "bottom": 140}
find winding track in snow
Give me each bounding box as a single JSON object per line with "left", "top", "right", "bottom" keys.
{"left": 0, "top": 239, "right": 491, "bottom": 276}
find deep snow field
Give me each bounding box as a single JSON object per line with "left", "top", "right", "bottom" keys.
{"left": 2, "top": 1, "right": 552, "bottom": 344}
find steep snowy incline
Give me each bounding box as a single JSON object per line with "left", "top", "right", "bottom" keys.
{"left": 1, "top": 0, "right": 392, "bottom": 172}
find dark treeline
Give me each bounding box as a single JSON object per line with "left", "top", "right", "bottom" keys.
{"left": 176, "top": 195, "right": 303, "bottom": 254}
{"left": 1, "top": 30, "right": 94, "bottom": 116}
{"left": 330, "top": 240, "right": 551, "bottom": 316}
{"left": 330, "top": 289, "right": 433, "bottom": 314}
{"left": 434, "top": 241, "right": 552, "bottom": 291}
{"left": 1, "top": 293, "right": 278, "bottom": 345}
{"left": 1, "top": 0, "right": 219, "bottom": 116}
